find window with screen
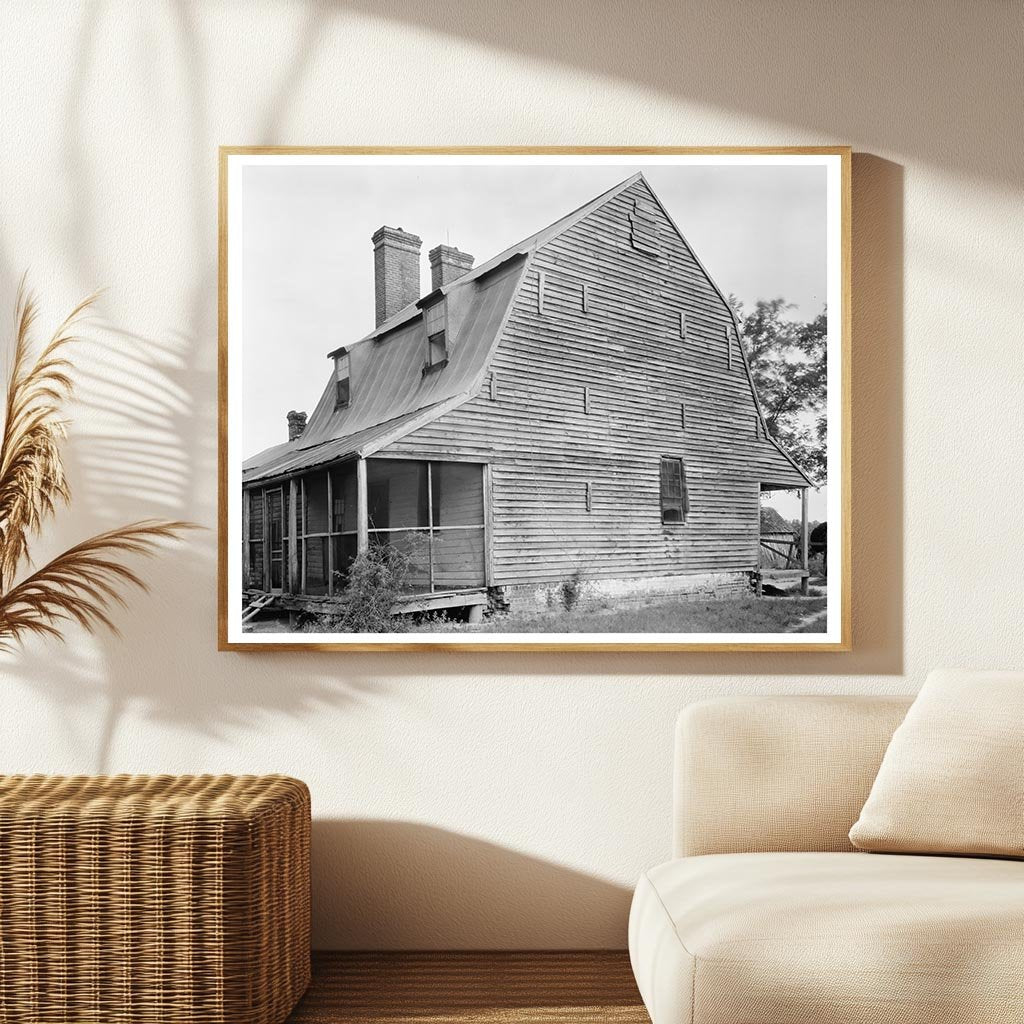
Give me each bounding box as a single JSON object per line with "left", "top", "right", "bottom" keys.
{"left": 659, "top": 457, "right": 689, "bottom": 524}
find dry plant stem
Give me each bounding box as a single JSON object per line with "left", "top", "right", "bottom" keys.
{"left": 0, "top": 280, "right": 198, "bottom": 650}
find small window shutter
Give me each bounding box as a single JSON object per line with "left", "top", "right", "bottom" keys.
{"left": 586, "top": 482, "right": 593, "bottom": 513}
{"left": 489, "top": 373, "right": 498, "bottom": 401}
{"left": 629, "top": 198, "right": 661, "bottom": 256}
{"left": 537, "top": 271, "right": 546, "bottom": 314}
{"left": 582, "top": 283, "right": 590, "bottom": 313}
{"left": 679, "top": 310, "right": 686, "bottom": 340}
{"left": 680, "top": 402, "right": 686, "bottom": 430}
{"left": 680, "top": 462, "right": 690, "bottom": 518}
{"left": 584, "top": 386, "right": 591, "bottom": 414}
{"left": 726, "top": 324, "right": 733, "bottom": 370}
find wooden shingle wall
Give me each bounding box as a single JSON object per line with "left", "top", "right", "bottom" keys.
{"left": 380, "top": 180, "right": 807, "bottom": 588}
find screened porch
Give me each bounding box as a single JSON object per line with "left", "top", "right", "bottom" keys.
{"left": 244, "top": 457, "right": 488, "bottom": 601}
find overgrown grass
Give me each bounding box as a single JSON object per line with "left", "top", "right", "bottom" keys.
{"left": 411, "top": 595, "right": 828, "bottom": 634}
{"left": 301, "top": 545, "right": 412, "bottom": 633}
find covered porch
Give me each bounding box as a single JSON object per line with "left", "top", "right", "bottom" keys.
{"left": 243, "top": 456, "right": 490, "bottom": 616}
{"left": 755, "top": 482, "right": 812, "bottom": 596}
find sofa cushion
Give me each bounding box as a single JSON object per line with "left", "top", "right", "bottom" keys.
{"left": 629, "top": 852, "right": 1024, "bottom": 1024}
{"left": 849, "top": 669, "right": 1024, "bottom": 857}
{"left": 675, "top": 695, "right": 912, "bottom": 857}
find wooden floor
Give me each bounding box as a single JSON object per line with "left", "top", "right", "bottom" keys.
{"left": 287, "top": 951, "right": 650, "bottom": 1023}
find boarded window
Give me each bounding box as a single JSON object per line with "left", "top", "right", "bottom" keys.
{"left": 660, "top": 457, "right": 689, "bottom": 524}
{"left": 423, "top": 300, "right": 447, "bottom": 373}
{"left": 334, "top": 351, "right": 350, "bottom": 408}
{"left": 629, "top": 198, "right": 661, "bottom": 256}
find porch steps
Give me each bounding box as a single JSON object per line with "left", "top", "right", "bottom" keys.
{"left": 241, "top": 593, "right": 277, "bottom": 623}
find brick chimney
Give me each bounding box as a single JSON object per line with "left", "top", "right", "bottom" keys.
{"left": 372, "top": 226, "right": 422, "bottom": 327}
{"left": 287, "top": 410, "right": 307, "bottom": 441}
{"left": 428, "top": 244, "right": 474, "bottom": 291}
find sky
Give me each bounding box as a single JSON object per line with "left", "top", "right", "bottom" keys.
{"left": 240, "top": 160, "right": 828, "bottom": 517}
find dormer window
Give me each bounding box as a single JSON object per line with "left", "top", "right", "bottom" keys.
{"left": 422, "top": 299, "right": 448, "bottom": 375}
{"left": 334, "top": 350, "right": 350, "bottom": 409}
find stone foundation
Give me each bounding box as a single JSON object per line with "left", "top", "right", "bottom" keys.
{"left": 492, "top": 571, "right": 752, "bottom": 615}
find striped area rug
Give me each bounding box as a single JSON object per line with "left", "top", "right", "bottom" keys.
{"left": 288, "top": 951, "right": 649, "bottom": 1023}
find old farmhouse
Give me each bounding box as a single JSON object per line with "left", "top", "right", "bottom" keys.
{"left": 242, "top": 173, "right": 812, "bottom": 623}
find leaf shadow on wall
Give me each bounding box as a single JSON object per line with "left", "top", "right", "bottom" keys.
{"left": 0, "top": 0, "right": 386, "bottom": 773}
{"left": 310, "top": 819, "right": 633, "bottom": 949}
{"left": 0, "top": 321, "right": 387, "bottom": 773}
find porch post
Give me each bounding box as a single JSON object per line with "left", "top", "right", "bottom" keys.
{"left": 800, "top": 488, "right": 810, "bottom": 596}
{"left": 288, "top": 478, "right": 299, "bottom": 593}
{"left": 356, "top": 457, "right": 369, "bottom": 556}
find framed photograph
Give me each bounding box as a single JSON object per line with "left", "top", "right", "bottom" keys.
{"left": 219, "top": 147, "right": 850, "bottom": 651}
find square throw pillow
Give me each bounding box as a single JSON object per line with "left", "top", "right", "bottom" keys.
{"left": 850, "top": 669, "right": 1024, "bottom": 857}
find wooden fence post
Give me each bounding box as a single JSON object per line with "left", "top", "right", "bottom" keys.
{"left": 800, "top": 488, "right": 810, "bottom": 596}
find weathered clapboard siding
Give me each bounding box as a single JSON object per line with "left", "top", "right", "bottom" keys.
{"left": 379, "top": 178, "right": 807, "bottom": 587}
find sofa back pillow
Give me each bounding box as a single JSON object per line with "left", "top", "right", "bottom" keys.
{"left": 850, "top": 669, "right": 1024, "bottom": 857}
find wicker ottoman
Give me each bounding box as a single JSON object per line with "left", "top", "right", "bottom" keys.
{"left": 0, "top": 774, "right": 310, "bottom": 1024}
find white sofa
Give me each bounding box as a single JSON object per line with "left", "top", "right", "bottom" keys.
{"left": 628, "top": 695, "right": 1024, "bottom": 1024}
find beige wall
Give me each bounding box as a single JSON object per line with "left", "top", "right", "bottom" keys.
{"left": 0, "top": 1, "right": 1021, "bottom": 949}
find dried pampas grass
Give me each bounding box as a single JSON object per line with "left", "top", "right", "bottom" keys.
{"left": 0, "top": 280, "right": 195, "bottom": 651}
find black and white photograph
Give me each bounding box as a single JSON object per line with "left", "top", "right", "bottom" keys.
{"left": 220, "top": 150, "right": 848, "bottom": 649}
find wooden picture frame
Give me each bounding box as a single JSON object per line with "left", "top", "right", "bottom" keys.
{"left": 219, "top": 147, "right": 851, "bottom": 651}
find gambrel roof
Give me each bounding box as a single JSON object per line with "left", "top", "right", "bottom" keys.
{"left": 243, "top": 174, "right": 643, "bottom": 484}
{"left": 243, "top": 254, "right": 528, "bottom": 482}
{"left": 243, "top": 173, "right": 812, "bottom": 487}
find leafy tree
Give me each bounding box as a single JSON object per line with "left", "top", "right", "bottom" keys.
{"left": 731, "top": 297, "right": 827, "bottom": 484}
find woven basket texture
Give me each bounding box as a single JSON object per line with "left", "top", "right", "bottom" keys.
{"left": 0, "top": 774, "right": 310, "bottom": 1024}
